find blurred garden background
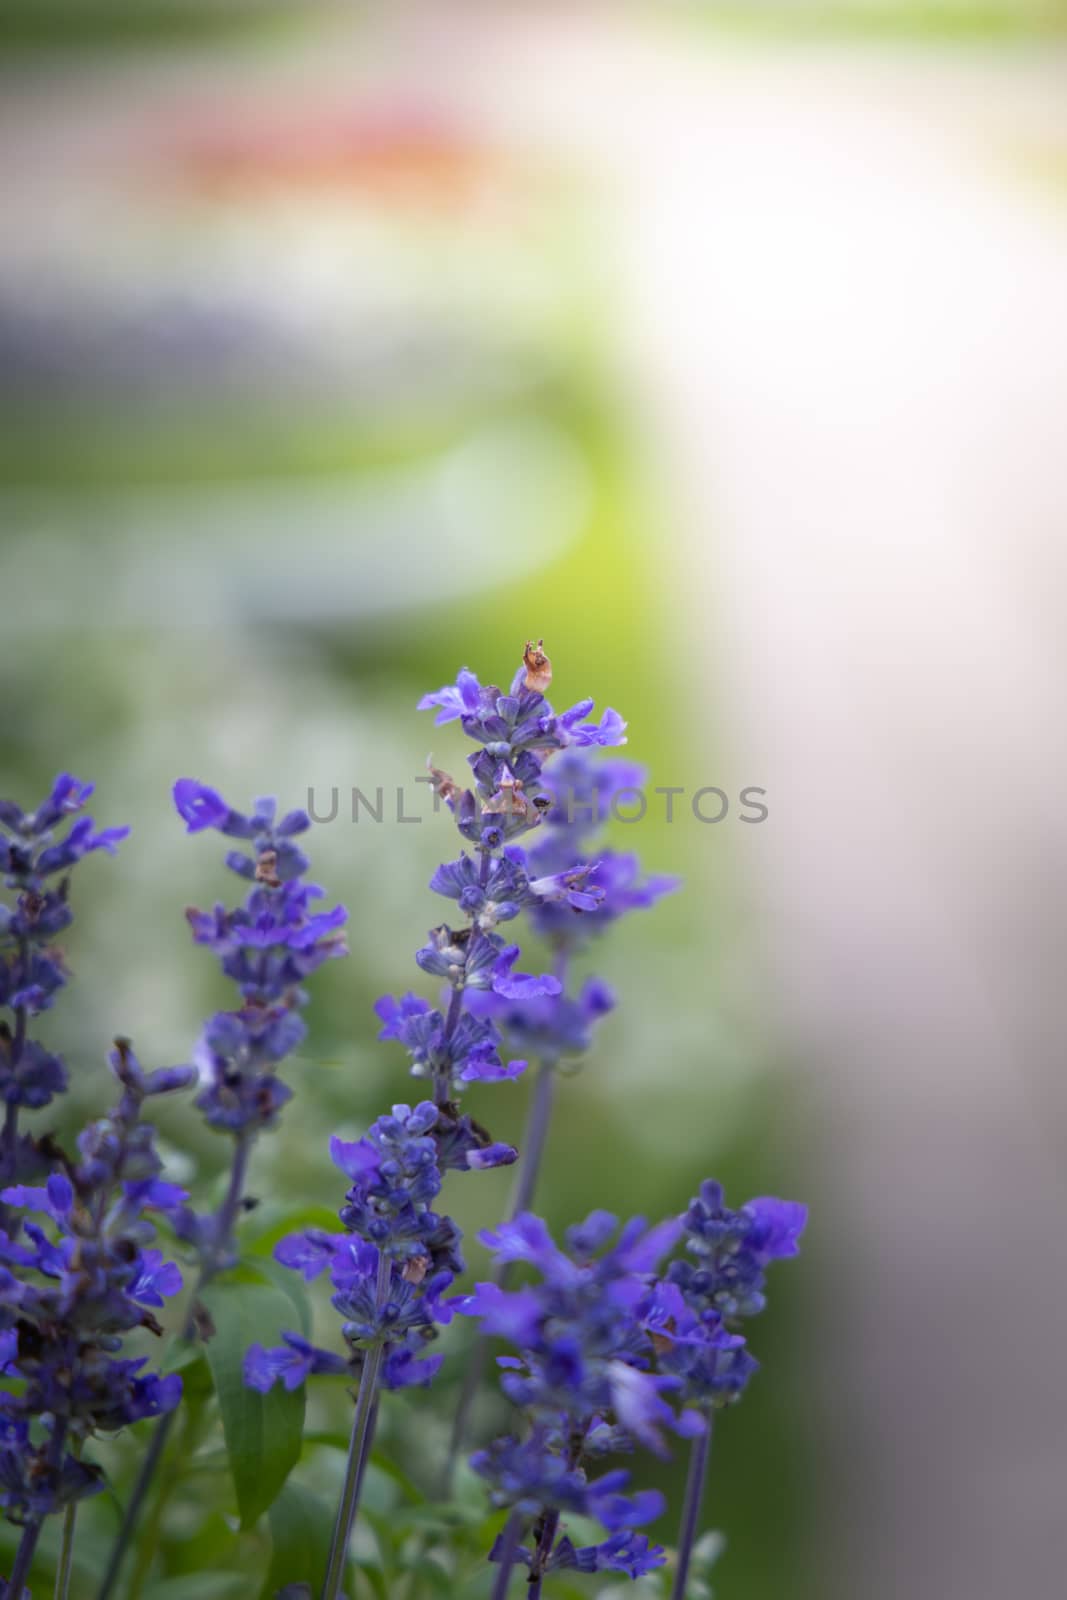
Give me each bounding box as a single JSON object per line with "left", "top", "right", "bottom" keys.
{"left": 1, "top": 2, "right": 1065, "bottom": 1597}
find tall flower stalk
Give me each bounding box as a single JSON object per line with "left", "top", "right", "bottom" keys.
{"left": 0, "top": 775, "right": 128, "bottom": 1188}
{"left": 464, "top": 1186, "right": 805, "bottom": 1596}
{"left": 459, "top": 1210, "right": 701, "bottom": 1595}
{"left": 649, "top": 1182, "right": 807, "bottom": 1594}
{"left": 95, "top": 784, "right": 347, "bottom": 1600}
{"left": 0, "top": 1040, "right": 191, "bottom": 1600}
{"left": 445, "top": 743, "right": 679, "bottom": 1476}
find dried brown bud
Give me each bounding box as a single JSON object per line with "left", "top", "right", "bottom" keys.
{"left": 255, "top": 849, "right": 281, "bottom": 889}
{"left": 426, "top": 759, "right": 459, "bottom": 806}
{"left": 192, "top": 1300, "right": 217, "bottom": 1342}
{"left": 649, "top": 1316, "right": 677, "bottom": 1358}
{"left": 402, "top": 1254, "right": 430, "bottom": 1286}
{"left": 523, "top": 638, "right": 552, "bottom": 694}
{"left": 483, "top": 773, "right": 530, "bottom": 820}
{"left": 20, "top": 890, "right": 44, "bottom": 926}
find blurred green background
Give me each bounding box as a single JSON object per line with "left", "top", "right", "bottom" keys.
{"left": 1, "top": 1, "right": 1062, "bottom": 1596}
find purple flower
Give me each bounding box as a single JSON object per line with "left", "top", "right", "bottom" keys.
{"left": 655, "top": 1180, "right": 807, "bottom": 1411}
{"left": 274, "top": 1228, "right": 348, "bottom": 1281}
{"left": 173, "top": 785, "right": 346, "bottom": 1150}
{"left": 401, "top": 658, "right": 636, "bottom": 1163}
{"left": 490, "top": 945, "right": 562, "bottom": 1001}
{"left": 550, "top": 1530, "right": 666, "bottom": 1578}
{"left": 457, "top": 1282, "right": 544, "bottom": 1345}
{"left": 463, "top": 1202, "right": 734, "bottom": 1580}
{"left": 669, "top": 1180, "right": 809, "bottom": 1321}
{"left": 374, "top": 986, "right": 527, "bottom": 1093}
{"left": 745, "top": 1196, "right": 808, "bottom": 1262}
{"left": 417, "top": 667, "right": 483, "bottom": 725}
{"left": 0, "top": 1041, "right": 188, "bottom": 1524}
{"left": 563, "top": 707, "right": 628, "bottom": 749}
{"left": 173, "top": 779, "right": 231, "bottom": 833}
{"left": 129, "top": 1250, "right": 183, "bottom": 1308}
{"left": 1, "top": 774, "right": 128, "bottom": 1154}
{"left": 244, "top": 1334, "right": 348, "bottom": 1393}
{"left": 255, "top": 1099, "right": 466, "bottom": 1408}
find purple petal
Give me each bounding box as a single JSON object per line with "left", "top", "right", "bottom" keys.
{"left": 173, "top": 779, "right": 230, "bottom": 833}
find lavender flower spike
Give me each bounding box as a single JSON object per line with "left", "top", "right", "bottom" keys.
{"left": 169, "top": 781, "right": 348, "bottom": 1267}
{"left": 648, "top": 1181, "right": 808, "bottom": 1599}
{"left": 258, "top": 1105, "right": 466, "bottom": 1600}
{"left": 0, "top": 774, "right": 128, "bottom": 1186}
{"left": 444, "top": 676, "right": 678, "bottom": 1481}
{"left": 0, "top": 1039, "right": 190, "bottom": 1597}
{"left": 94, "top": 784, "right": 347, "bottom": 1600}
{"left": 459, "top": 1209, "right": 702, "bottom": 1593}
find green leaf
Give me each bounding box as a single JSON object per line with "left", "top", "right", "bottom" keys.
{"left": 245, "top": 1205, "right": 340, "bottom": 1256}
{"left": 363, "top": 1450, "right": 422, "bottom": 1505}
{"left": 161, "top": 1344, "right": 215, "bottom": 1399}
{"left": 244, "top": 1255, "right": 313, "bottom": 1338}
{"left": 201, "top": 1279, "right": 306, "bottom": 1528}
{"left": 398, "top": 1556, "right": 455, "bottom": 1596}
{"left": 259, "top": 1481, "right": 338, "bottom": 1600}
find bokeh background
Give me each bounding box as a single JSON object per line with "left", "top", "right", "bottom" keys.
{"left": 1, "top": 2, "right": 1065, "bottom": 1597}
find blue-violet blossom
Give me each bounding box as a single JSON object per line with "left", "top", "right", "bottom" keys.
{"left": 459, "top": 1209, "right": 705, "bottom": 1583}
{"left": 171, "top": 781, "right": 348, "bottom": 1270}
{"left": 0, "top": 775, "right": 128, "bottom": 1184}
{"left": 0, "top": 1039, "right": 190, "bottom": 1531}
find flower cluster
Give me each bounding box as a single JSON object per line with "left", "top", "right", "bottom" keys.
{"left": 0, "top": 775, "right": 128, "bottom": 1183}
{"left": 649, "top": 1182, "right": 808, "bottom": 1411}
{"left": 466, "top": 748, "right": 679, "bottom": 1066}
{"left": 0, "top": 1039, "right": 190, "bottom": 1526}
{"left": 459, "top": 1210, "right": 702, "bottom": 1583}
{"left": 173, "top": 781, "right": 348, "bottom": 1140}
{"left": 374, "top": 644, "right": 627, "bottom": 1108}
{"left": 247, "top": 1101, "right": 462, "bottom": 1395}
{"left": 463, "top": 1183, "right": 805, "bottom": 1587}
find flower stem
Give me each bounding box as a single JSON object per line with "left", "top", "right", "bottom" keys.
{"left": 435, "top": 983, "right": 466, "bottom": 1106}
{"left": 6, "top": 1517, "right": 43, "bottom": 1599}
{"left": 489, "top": 1512, "right": 524, "bottom": 1600}
{"left": 7, "top": 1417, "right": 67, "bottom": 1599}
{"left": 53, "top": 1500, "right": 77, "bottom": 1600}
{"left": 211, "top": 1131, "right": 251, "bottom": 1274}
{"left": 320, "top": 1251, "right": 391, "bottom": 1600}
{"left": 671, "top": 1416, "right": 713, "bottom": 1600}
{"left": 94, "top": 1131, "right": 252, "bottom": 1600}
{"left": 505, "top": 1057, "right": 555, "bottom": 1221}
{"left": 527, "top": 1508, "right": 560, "bottom": 1600}
{"left": 2, "top": 946, "right": 28, "bottom": 1184}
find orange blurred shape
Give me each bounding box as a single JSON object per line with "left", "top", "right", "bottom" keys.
{"left": 155, "top": 101, "right": 506, "bottom": 207}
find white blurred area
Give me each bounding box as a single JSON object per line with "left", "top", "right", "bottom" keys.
{"left": 413, "top": 8, "right": 1067, "bottom": 1597}
{"left": 2, "top": 4, "right": 1066, "bottom": 1593}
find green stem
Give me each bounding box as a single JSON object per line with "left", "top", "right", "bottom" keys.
{"left": 671, "top": 1416, "right": 712, "bottom": 1600}
{"left": 6, "top": 1517, "right": 43, "bottom": 1599}
{"left": 320, "top": 1252, "right": 391, "bottom": 1600}
{"left": 53, "top": 1500, "right": 77, "bottom": 1600}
